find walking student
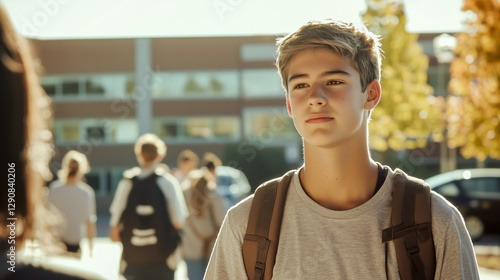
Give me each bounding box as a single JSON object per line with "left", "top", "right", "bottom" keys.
{"left": 181, "top": 154, "right": 228, "bottom": 280}
{"left": 48, "top": 150, "right": 97, "bottom": 258}
{"left": 204, "top": 20, "right": 479, "bottom": 279}
{"left": 109, "top": 133, "right": 188, "bottom": 280}
{"left": 172, "top": 149, "right": 200, "bottom": 184}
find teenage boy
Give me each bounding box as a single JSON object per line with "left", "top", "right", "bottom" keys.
{"left": 110, "top": 133, "right": 188, "bottom": 280}
{"left": 204, "top": 20, "right": 479, "bottom": 279}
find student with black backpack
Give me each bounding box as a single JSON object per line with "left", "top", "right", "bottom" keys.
{"left": 204, "top": 20, "right": 479, "bottom": 280}
{"left": 109, "top": 133, "right": 188, "bottom": 280}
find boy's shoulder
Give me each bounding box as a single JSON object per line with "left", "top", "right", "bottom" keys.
{"left": 226, "top": 192, "right": 254, "bottom": 226}
{"left": 224, "top": 170, "right": 298, "bottom": 233}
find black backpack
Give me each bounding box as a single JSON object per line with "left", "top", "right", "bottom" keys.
{"left": 119, "top": 172, "right": 180, "bottom": 266}
{"left": 243, "top": 169, "right": 435, "bottom": 280}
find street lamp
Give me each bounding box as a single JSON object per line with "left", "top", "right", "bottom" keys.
{"left": 433, "top": 33, "right": 457, "bottom": 173}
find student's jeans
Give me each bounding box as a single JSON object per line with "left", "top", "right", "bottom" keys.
{"left": 123, "top": 264, "right": 174, "bottom": 280}
{"left": 185, "top": 257, "right": 209, "bottom": 280}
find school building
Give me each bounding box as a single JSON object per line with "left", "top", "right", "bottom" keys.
{"left": 30, "top": 33, "right": 498, "bottom": 214}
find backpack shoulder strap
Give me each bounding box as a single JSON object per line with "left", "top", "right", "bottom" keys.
{"left": 382, "top": 169, "right": 436, "bottom": 280}
{"left": 242, "top": 170, "right": 296, "bottom": 280}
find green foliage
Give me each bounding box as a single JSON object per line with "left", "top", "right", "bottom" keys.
{"left": 363, "top": 0, "right": 442, "bottom": 151}
{"left": 448, "top": 0, "right": 500, "bottom": 160}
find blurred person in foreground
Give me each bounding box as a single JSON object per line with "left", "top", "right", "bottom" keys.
{"left": 181, "top": 153, "right": 228, "bottom": 280}
{"left": 0, "top": 3, "right": 112, "bottom": 279}
{"left": 172, "top": 149, "right": 200, "bottom": 184}
{"left": 109, "top": 133, "right": 188, "bottom": 280}
{"left": 48, "top": 150, "right": 96, "bottom": 258}
{"left": 204, "top": 19, "right": 479, "bottom": 279}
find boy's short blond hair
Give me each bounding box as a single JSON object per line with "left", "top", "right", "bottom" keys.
{"left": 134, "top": 133, "right": 167, "bottom": 163}
{"left": 276, "top": 19, "right": 382, "bottom": 93}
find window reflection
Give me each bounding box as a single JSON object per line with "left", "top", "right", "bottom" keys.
{"left": 154, "top": 117, "right": 240, "bottom": 142}
{"left": 54, "top": 119, "right": 138, "bottom": 144}
{"left": 153, "top": 71, "right": 238, "bottom": 99}
{"left": 242, "top": 69, "right": 283, "bottom": 97}
{"left": 243, "top": 107, "right": 297, "bottom": 139}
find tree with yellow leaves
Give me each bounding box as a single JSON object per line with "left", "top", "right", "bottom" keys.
{"left": 363, "top": 0, "right": 442, "bottom": 151}
{"left": 448, "top": 0, "right": 500, "bottom": 161}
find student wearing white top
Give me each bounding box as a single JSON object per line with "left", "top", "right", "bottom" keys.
{"left": 48, "top": 150, "right": 96, "bottom": 257}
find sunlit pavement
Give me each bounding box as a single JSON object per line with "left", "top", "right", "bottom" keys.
{"left": 80, "top": 237, "right": 189, "bottom": 280}
{"left": 479, "top": 267, "right": 500, "bottom": 279}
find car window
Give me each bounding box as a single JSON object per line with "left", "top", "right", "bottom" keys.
{"left": 460, "top": 178, "right": 500, "bottom": 198}
{"left": 434, "top": 183, "right": 460, "bottom": 197}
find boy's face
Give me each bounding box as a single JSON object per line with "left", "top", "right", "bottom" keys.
{"left": 285, "top": 47, "right": 379, "bottom": 149}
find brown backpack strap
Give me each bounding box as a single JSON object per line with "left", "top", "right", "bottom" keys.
{"left": 242, "top": 170, "right": 295, "bottom": 280}
{"left": 382, "top": 170, "right": 436, "bottom": 280}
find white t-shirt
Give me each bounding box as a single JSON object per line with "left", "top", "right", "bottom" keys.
{"left": 205, "top": 166, "right": 479, "bottom": 280}
{"left": 48, "top": 180, "right": 96, "bottom": 245}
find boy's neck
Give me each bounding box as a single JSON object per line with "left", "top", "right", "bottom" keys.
{"left": 299, "top": 141, "right": 379, "bottom": 211}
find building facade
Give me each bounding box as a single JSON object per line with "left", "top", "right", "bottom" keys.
{"left": 32, "top": 34, "right": 498, "bottom": 213}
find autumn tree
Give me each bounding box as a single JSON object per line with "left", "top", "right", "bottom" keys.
{"left": 363, "top": 0, "right": 442, "bottom": 151}
{"left": 448, "top": 0, "right": 500, "bottom": 161}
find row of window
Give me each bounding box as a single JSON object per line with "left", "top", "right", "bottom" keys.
{"left": 42, "top": 66, "right": 449, "bottom": 100}
{"left": 53, "top": 107, "right": 297, "bottom": 145}
{"left": 42, "top": 69, "right": 283, "bottom": 100}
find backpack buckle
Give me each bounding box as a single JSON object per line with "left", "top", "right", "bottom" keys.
{"left": 254, "top": 262, "right": 265, "bottom": 280}
{"left": 407, "top": 245, "right": 419, "bottom": 255}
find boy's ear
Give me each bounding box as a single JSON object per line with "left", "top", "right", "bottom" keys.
{"left": 364, "top": 80, "right": 381, "bottom": 110}
{"left": 286, "top": 93, "right": 293, "bottom": 117}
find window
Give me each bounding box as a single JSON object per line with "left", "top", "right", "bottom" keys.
{"left": 243, "top": 107, "right": 297, "bottom": 140}
{"left": 154, "top": 116, "right": 240, "bottom": 142}
{"left": 214, "top": 117, "right": 239, "bottom": 138}
{"left": 41, "top": 73, "right": 135, "bottom": 100}
{"left": 41, "top": 76, "right": 59, "bottom": 96}
{"left": 185, "top": 118, "right": 211, "bottom": 139}
{"left": 240, "top": 43, "right": 276, "bottom": 61}
{"left": 85, "top": 78, "right": 105, "bottom": 95}
{"left": 110, "top": 120, "right": 138, "bottom": 143}
{"left": 152, "top": 71, "right": 238, "bottom": 99}
{"left": 62, "top": 80, "right": 79, "bottom": 96}
{"left": 154, "top": 120, "right": 179, "bottom": 140}
{"left": 85, "top": 126, "right": 106, "bottom": 143}
{"left": 242, "top": 69, "right": 283, "bottom": 97}
{"left": 435, "top": 183, "right": 460, "bottom": 197}
{"left": 60, "top": 123, "right": 80, "bottom": 142}
{"left": 54, "top": 119, "right": 137, "bottom": 144}
{"left": 460, "top": 178, "right": 500, "bottom": 198}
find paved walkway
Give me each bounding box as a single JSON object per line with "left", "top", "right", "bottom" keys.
{"left": 79, "top": 237, "right": 188, "bottom": 280}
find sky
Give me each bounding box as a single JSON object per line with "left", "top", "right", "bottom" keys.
{"left": 0, "top": 0, "right": 467, "bottom": 39}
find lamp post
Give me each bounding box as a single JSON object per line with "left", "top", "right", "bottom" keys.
{"left": 433, "top": 33, "right": 457, "bottom": 173}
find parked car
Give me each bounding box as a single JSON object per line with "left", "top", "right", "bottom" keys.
{"left": 425, "top": 168, "right": 500, "bottom": 241}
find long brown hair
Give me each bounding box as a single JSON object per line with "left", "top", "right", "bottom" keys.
{"left": 0, "top": 3, "right": 53, "bottom": 245}
{"left": 189, "top": 170, "right": 217, "bottom": 217}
